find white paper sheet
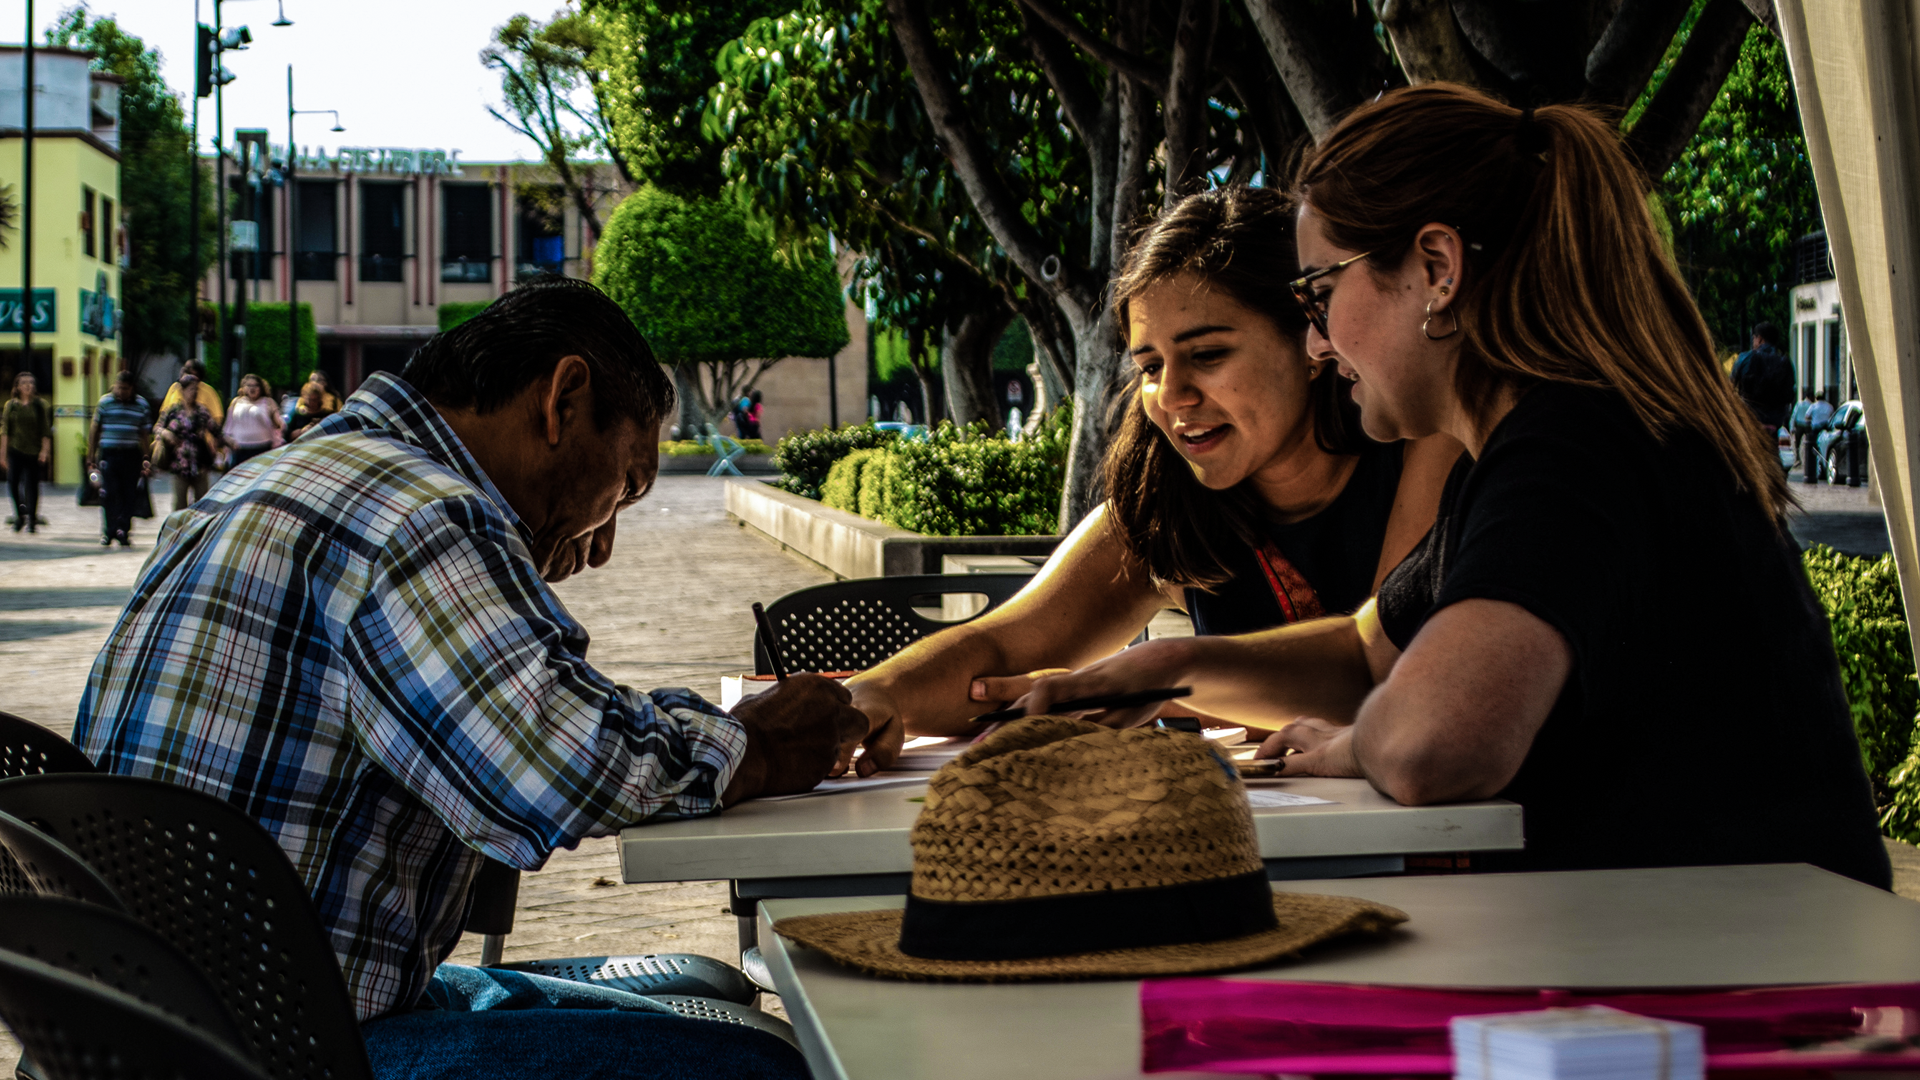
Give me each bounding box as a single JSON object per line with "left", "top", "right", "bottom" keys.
{"left": 1245, "top": 790, "right": 1336, "bottom": 808}
{"left": 759, "top": 775, "right": 930, "bottom": 802}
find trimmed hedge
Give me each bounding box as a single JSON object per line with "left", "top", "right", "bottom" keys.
{"left": 439, "top": 301, "right": 490, "bottom": 331}
{"left": 772, "top": 422, "right": 901, "bottom": 501}
{"left": 205, "top": 303, "right": 316, "bottom": 398}
{"left": 1804, "top": 544, "right": 1920, "bottom": 840}
{"left": 775, "top": 406, "right": 1071, "bottom": 537}
{"left": 660, "top": 438, "right": 771, "bottom": 457}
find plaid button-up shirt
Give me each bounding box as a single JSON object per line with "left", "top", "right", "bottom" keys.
{"left": 75, "top": 373, "right": 745, "bottom": 1020}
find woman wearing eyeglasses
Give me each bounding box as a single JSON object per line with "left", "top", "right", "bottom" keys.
{"left": 1018, "top": 85, "right": 1889, "bottom": 887}
{"left": 841, "top": 186, "right": 1459, "bottom": 774}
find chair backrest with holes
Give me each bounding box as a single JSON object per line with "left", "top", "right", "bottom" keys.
{"left": 0, "top": 895, "right": 245, "bottom": 1049}
{"left": 0, "top": 712, "right": 94, "bottom": 779}
{"left": 0, "top": 808, "right": 123, "bottom": 909}
{"left": 0, "top": 945, "right": 268, "bottom": 1080}
{"left": 0, "top": 775, "right": 373, "bottom": 1080}
{"left": 755, "top": 574, "right": 1035, "bottom": 675}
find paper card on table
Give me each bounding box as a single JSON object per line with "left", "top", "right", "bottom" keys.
{"left": 1452, "top": 1006, "right": 1704, "bottom": 1080}
{"left": 887, "top": 736, "right": 972, "bottom": 771}
{"left": 1245, "top": 790, "right": 1336, "bottom": 808}
{"left": 759, "top": 775, "right": 929, "bottom": 802}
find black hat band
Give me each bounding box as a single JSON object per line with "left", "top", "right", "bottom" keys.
{"left": 897, "top": 868, "right": 1278, "bottom": 961}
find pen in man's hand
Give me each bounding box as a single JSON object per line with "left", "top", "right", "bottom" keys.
{"left": 752, "top": 602, "right": 789, "bottom": 681}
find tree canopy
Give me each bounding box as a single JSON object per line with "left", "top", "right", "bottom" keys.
{"left": 50, "top": 6, "right": 215, "bottom": 363}
{"left": 591, "top": 185, "right": 849, "bottom": 429}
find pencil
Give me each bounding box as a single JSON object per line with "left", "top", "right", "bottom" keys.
{"left": 752, "top": 602, "right": 789, "bottom": 680}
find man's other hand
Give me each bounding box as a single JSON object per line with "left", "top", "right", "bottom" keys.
{"left": 721, "top": 674, "right": 870, "bottom": 805}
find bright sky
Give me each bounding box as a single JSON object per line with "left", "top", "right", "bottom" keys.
{"left": 4, "top": 0, "right": 563, "bottom": 162}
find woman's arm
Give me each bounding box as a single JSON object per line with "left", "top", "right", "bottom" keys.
{"left": 844, "top": 503, "right": 1172, "bottom": 771}
{"left": 1017, "top": 597, "right": 1401, "bottom": 730}
{"left": 1265, "top": 598, "right": 1570, "bottom": 802}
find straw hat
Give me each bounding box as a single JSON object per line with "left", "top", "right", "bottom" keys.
{"left": 772, "top": 716, "right": 1407, "bottom": 981}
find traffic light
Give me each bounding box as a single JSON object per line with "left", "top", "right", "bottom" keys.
{"left": 195, "top": 23, "right": 247, "bottom": 99}
{"left": 195, "top": 25, "right": 215, "bottom": 98}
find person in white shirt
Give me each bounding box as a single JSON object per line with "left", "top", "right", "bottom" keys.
{"left": 226, "top": 374, "right": 284, "bottom": 468}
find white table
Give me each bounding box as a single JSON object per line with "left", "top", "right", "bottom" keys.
{"left": 757, "top": 863, "right": 1920, "bottom": 1080}
{"left": 619, "top": 776, "right": 1522, "bottom": 947}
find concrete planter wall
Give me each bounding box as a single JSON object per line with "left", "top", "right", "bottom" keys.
{"left": 725, "top": 479, "right": 1060, "bottom": 579}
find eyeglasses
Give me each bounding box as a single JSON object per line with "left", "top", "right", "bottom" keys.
{"left": 1289, "top": 250, "right": 1375, "bottom": 340}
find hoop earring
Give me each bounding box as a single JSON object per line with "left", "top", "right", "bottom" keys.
{"left": 1422, "top": 298, "right": 1460, "bottom": 341}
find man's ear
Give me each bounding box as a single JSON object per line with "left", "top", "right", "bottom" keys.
{"left": 540, "top": 355, "right": 593, "bottom": 448}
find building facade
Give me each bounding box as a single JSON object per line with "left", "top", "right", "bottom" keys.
{"left": 202, "top": 149, "right": 866, "bottom": 442}
{"left": 0, "top": 47, "right": 124, "bottom": 484}
{"left": 1789, "top": 231, "right": 1854, "bottom": 405}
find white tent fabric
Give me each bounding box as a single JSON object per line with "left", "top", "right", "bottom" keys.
{"left": 1777, "top": 1, "right": 1920, "bottom": 657}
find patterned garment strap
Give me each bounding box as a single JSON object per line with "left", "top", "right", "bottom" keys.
{"left": 1254, "top": 540, "right": 1325, "bottom": 623}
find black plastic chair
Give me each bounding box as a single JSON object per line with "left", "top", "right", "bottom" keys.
{"left": 0, "top": 775, "right": 374, "bottom": 1080}
{"left": 0, "top": 895, "right": 244, "bottom": 1050}
{"left": 0, "top": 809, "right": 120, "bottom": 910}
{"left": 0, "top": 713, "right": 94, "bottom": 780}
{"left": 754, "top": 573, "right": 1035, "bottom": 674}
{"left": 0, "top": 946, "right": 266, "bottom": 1080}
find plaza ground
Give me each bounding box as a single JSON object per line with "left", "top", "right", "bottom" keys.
{"left": 0, "top": 471, "right": 1910, "bottom": 1067}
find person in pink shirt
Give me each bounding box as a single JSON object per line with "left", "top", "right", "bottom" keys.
{"left": 226, "top": 374, "right": 284, "bottom": 468}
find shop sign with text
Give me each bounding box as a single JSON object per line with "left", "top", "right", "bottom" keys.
{"left": 0, "top": 290, "right": 56, "bottom": 333}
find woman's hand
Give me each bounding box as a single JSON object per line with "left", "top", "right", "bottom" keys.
{"left": 969, "top": 668, "right": 1070, "bottom": 707}
{"left": 1013, "top": 638, "right": 1195, "bottom": 729}
{"left": 1258, "top": 717, "right": 1362, "bottom": 778}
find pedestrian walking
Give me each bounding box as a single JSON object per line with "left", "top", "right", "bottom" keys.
{"left": 304, "top": 368, "right": 342, "bottom": 412}
{"left": 155, "top": 372, "right": 226, "bottom": 511}
{"left": 225, "top": 374, "right": 284, "bottom": 468}
{"left": 2, "top": 372, "right": 50, "bottom": 533}
{"left": 284, "top": 381, "right": 337, "bottom": 441}
{"left": 87, "top": 370, "right": 152, "bottom": 547}
{"left": 158, "top": 359, "right": 225, "bottom": 424}
{"left": 733, "top": 388, "right": 764, "bottom": 440}
{"left": 1731, "top": 322, "right": 1794, "bottom": 441}
{"left": 1789, "top": 390, "right": 1815, "bottom": 468}
{"left": 1804, "top": 394, "right": 1836, "bottom": 483}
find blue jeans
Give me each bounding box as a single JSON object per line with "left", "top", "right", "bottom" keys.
{"left": 360, "top": 965, "right": 807, "bottom": 1080}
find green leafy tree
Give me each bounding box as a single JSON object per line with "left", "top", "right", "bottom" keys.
{"left": 49, "top": 6, "right": 216, "bottom": 364}
{"left": 1647, "top": 14, "right": 1818, "bottom": 350}
{"left": 591, "top": 185, "right": 849, "bottom": 432}
{"left": 483, "top": 10, "right": 631, "bottom": 241}
{"left": 582, "top": 0, "right": 786, "bottom": 198}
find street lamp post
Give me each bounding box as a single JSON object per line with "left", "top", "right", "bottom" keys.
{"left": 22, "top": 0, "right": 33, "bottom": 383}
{"left": 286, "top": 65, "right": 341, "bottom": 383}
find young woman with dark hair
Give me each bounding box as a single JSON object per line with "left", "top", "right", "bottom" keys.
{"left": 1019, "top": 84, "right": 1889, "bottom": 887}
{"left": 844, "top": 186, "right": 1459, "bottom": 772}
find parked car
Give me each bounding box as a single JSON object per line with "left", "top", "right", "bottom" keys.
{"left": 1814, "top": 400, "right": 1868, "bottom": 485}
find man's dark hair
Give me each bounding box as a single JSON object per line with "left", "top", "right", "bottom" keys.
{"left": 1752, "top": 321, "right": 1781, "bottom": 346}
{"left": 402, "top": 276, "right": 673, "bottom": 429}
{"left": 1803, "top": 388, "right": 1816, "bottom": 401}
{"left": 180, "top": 359, "right": 206, "bottom": 378}
{"left": 113, "top": 370, "right": 135, "bottom": 388}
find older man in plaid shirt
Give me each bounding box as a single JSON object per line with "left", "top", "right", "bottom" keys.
{"left": 75, "top": 278, "right": 860, "bottom": 1078}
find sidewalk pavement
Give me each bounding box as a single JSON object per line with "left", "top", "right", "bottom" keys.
{"left": 0, "top": 471, "right": 1918, "bottom": 1068}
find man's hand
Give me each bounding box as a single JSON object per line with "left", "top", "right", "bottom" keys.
{"left": 839, "top": 681, "right": 906, "bottom": 778}
{"left": 1257, "top": 716, "right": 1362, "bottom": 778}
{"left": 721, "top": 674, "right": 870, "bottom": 804}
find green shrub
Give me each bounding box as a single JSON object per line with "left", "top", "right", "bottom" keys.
{"left": 207, "top": 303, "right": 315, "bottom": 397}
{"left": 821, "top": 447, "right": 885, "bottom": 513}
{"left": 1805, "top": 544, "right": 1920, "bottom": 839}
{"left": 659, "top": 439, "right": 770, "bottom": 457}
{"left": 439, "top": 302, "right": 490, "bottom": 331}
{"left": 772, "top": 422, "right": 899, "bottom": 501}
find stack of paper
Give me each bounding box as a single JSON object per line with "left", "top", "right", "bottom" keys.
{"left": 890, "top": 736, "right": 972, "bottom": 771}
{"left": 1451, "top": 1006, "right": 1704, "bottom": 1080}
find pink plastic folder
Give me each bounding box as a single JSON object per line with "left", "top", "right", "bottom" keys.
{"left": 1141, "top": 979, "right": 1920, "bottom": 1074}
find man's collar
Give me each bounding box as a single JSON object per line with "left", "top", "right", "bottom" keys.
{"left": 322, "top": 373, "right": 529, "bottom": 539}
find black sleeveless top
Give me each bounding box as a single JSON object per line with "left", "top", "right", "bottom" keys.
{"left": 1185, "top": 439, "right": 1405, "bottom": 635}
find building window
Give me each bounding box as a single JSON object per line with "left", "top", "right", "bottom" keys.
{"left": 81, "top": 186, "right": 96, "bottom": 259}
{"left": 1825, "top": 319, "right": 1844, "bottom": 401}
{"left": 100, "top": 196, "right": 114, "bottom": 265}
{"left": 441, "top": 183, "right": 493, "bottom": 283}
{"left": 295, "top": 180, "right": 337, "bottom": 281}
{"left": 516, "top": 188, "right": 565, "bottom": 279}
{"left": 228, "top": 178, "right": 275, "bottom": 281}
{"left": 1801, "top": 322, "right": 1817, "bottom": 394}
{"left": 359, "top": 182, "right": 406, "bottom": 283}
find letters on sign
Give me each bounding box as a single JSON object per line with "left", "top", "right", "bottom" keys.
{"left": 0, "top": 290, "right": 57, "bottom": 333}
{"left": 282, "top": 145, "right": 464, "bottom": 177}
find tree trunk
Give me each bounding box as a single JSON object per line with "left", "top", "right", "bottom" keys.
{"left": 912, "top": 364, "right": 942, "bottom": 426}
{"left": 669, "top": 363, "right": 707, "bottom": 439}
{"left": 943, "top": 303, "right": 1015, "bottom": 431}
